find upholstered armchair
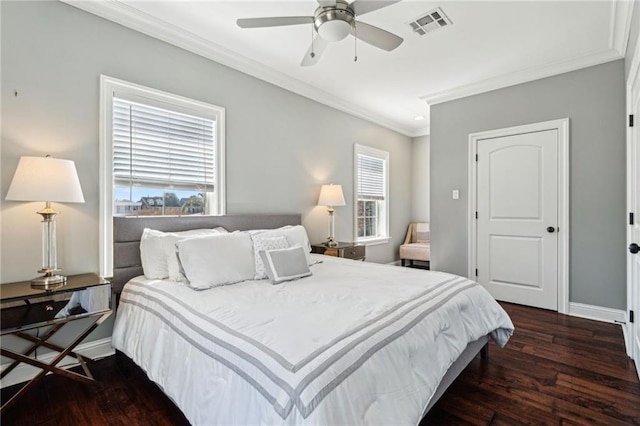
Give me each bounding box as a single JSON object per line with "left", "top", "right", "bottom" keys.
{"left": 399, "top": 223, "right": 430, "bottom": 268}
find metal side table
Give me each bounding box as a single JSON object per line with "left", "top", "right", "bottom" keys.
{"left": 0, "top": 273, "right": 112, "bottom": 413}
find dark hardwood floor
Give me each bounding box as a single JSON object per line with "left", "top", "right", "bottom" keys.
{"left": 2, "top": 302, "right": 639, "bottom": 425}
{"left": 422, "top": 303, "right": 640, "bottom": 425}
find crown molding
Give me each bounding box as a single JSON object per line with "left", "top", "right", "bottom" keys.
{"left": 60, "top": 0, "right": 632, "bottom": 133}
{"left": 422, "top": 49, "right": 623, "bottom": 106}
{"left": 422, "top": 0, "right": 633, "bottom": 106}
{"left": 60, "top": 0, "right": 414, "bottom": 137}
{"left": 610, "top": 0, "right": 634, "bottom": 56}
{"left": 409, "top": 127, "right": 430, "bottom": 138}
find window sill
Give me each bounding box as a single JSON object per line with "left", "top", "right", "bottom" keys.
{"left": 356, "top": 237, "right": 391, "bottom": 246}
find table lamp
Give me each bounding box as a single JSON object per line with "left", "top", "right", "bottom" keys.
{"left": 5, "top": 156, "right": 85, "bottom": 288}
{"left": 317, "top": 184, "right": 346, "bottom": 247}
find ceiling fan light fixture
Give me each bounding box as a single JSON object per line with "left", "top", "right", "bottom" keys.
{"left": 314, "top": 6, "right": 355, "bottom": 42}
{"left": 318, "top": 19, "right": 352, "bottom": 41}
{"left": 239, "top": 0, "right": 402, "bottom": 67}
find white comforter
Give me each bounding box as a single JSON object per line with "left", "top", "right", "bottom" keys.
{"left": 112, "top": 255, "right": 513, "bottom": 425}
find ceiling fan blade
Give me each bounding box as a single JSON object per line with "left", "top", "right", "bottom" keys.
{"left": 237, "top": 16, "right": 312, "bottom": 29}
{"left": 301, "top": 36, "right": 329, "bottom": 67}
{"left": 352, "top": 21, "right": 403, "bottom": 51}
{"left": 317, "top": 0, "right": 337, "bottom": 6}
{"left": 350, "top": 0, "right": 402, "bottom": 16}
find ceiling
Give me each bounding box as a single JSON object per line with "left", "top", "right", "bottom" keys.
{"left": 64, "top": 1, "right": 633, "bottom": 137}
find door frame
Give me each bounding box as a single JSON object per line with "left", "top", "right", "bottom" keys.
{"left": 468, "top": 119, "right": 570, "bottom": 314}
{"left": 625, "top": 29, "right": 640, "bottom": 361}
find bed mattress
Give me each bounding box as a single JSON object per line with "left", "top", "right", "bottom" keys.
{"left": 112, "top": 254, "right": 513, "bottom": 425}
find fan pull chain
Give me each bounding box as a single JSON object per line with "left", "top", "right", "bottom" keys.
{"left": 310, "top": 23, "right": 316, "bottom": 59}
{"left": 354, "top": 23, "right": 358, "bottom": 62}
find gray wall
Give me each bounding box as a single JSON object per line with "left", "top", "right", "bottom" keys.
{"left": 411, "top": 135, "right": 430, "bottom": 223}
{"left": 0, "top": 0, "right": 412, "bottom": 354}
{"left": 1, "top": 0, "right": 412, "bottom": 288}
{"left": 430, "top": 60, "right": 627, "bottom": 310}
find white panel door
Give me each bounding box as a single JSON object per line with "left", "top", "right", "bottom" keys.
{"left": 477, "top": 130, "right": 558, "bottom": 310}
{"left": 628, "top": 55, "right": 640, "bottom": 373}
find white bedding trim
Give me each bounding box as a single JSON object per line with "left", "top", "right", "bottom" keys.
{"left": 124, "top": 275, "right": 466, "bottom": 373}
{"left": 113, "top": 255, "right": 513, "bottom": 425}
{"left": 122, "top": 278, "right": 480, "bottom": 418}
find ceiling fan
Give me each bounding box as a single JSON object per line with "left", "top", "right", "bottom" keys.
{"left": 237, "top": 0, "right": 403, "bottom": 66}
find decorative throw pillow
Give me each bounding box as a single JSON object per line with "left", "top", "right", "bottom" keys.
{"left": 259, "top": 245, "right": 312, "bottom": 285}
{"left": 176, "top": 232, "right": 255, "bottom": 290}
{"left": 249, "top": 225, "right": 313, "bottom": 265}
{"left": 415, "top": 223, "right": 430, "bottom": 244}
{"left": 251, "top": 235, "right": 290, "bottom": 279}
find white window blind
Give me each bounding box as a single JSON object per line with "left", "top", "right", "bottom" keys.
{"left": 100, "top": 76, "right": 226, "bottom": 278}
{"left": 113, "top": 98, "right": 215, "bottom": 191}
{"left": 354, "top": 144, "right": 389, "bottom": 242}
{"left": 357, "top": 154, "right": 386, "bottom": 201}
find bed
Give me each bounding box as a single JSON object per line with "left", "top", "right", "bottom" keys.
{"left": 111, "top": 214, "right": 513, "bottom": 425}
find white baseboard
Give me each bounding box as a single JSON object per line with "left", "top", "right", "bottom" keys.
{"left": 568, "top": 302, "right": 626, "bottom": 324}
{"left": 620, "top": 325, "right": 640, "bottom": 381}
{"left": 0, "top": 337, "right": 114, "bottom": 389}
{"left": 387, "top": 260, "right": 402, "bottom": 266}
{"left": 622, "top": 323, "right": 631, "bottom": 355}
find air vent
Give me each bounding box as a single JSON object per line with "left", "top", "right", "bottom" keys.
{"left": 407, "top": 7, "right": 452, "bottom": 36}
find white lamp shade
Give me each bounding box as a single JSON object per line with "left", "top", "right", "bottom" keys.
{"left": 6, "top": 156, "right": 85, "bottom": 203}
{"left": 318, "top": 184, "right": 346, "bottom": 207}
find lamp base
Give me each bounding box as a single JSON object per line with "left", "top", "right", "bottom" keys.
{"left": 326, "top": 238, "right": 338, "bottom": 248}
{"left": 31, "top": 271, "right": 67, "bottom": 290}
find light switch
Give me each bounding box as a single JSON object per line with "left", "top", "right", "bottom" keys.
{"left": 452, "top": 190, "right": 459, "bottom": 200}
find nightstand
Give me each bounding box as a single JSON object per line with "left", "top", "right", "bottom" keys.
{"left": 0, "top": 273, "right": 112, "bottom": 413}
{"left": 311, "top": 242, "right": 366, "bottom": 261}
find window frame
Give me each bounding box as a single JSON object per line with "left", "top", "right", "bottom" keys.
{"left": 99, "top": 75, "right": 226, "bottom": 277}
{"left": 353, "top": 144, "right": 390, "bottom": 245}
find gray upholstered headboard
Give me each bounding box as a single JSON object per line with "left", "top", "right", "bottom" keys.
{"left": 112, "top": 214, "right": 302, "bottom": 294}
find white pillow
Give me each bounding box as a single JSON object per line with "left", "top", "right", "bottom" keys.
{"left": 259, "top": 245, "right": 312, "bottom": 284}
{"left": 251, "top": 235, "right": 290, "bottom": 279}
{"left": 176, "top": 232, "right": 255, "bottom": 290}
{"left": 140, "top": 228, "right": 170, "bottom": 279}
{"left": 139, "top": 227, "right": 227, "bottom": 280}
{"left": 250, "top": 225, "right": 312, "bottom": 264}
{"left": 166, "top": 227, "right": 228, "bottom": 282}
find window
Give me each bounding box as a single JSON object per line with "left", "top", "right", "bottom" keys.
{"left": 100, "top": 76, "right": 225, "bottom": 276}
{"left": 354, "top": 144, "right": 389, "bottom": 243}
{"left": 112, "top": 97, "right": 216, "bottom": 217}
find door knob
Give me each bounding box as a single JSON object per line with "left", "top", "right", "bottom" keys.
{"left": 630, "top": 243, "right": 640, "bottom": 254}
{"left": 546, "top": 226, "right": 556, "bottom": 233}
